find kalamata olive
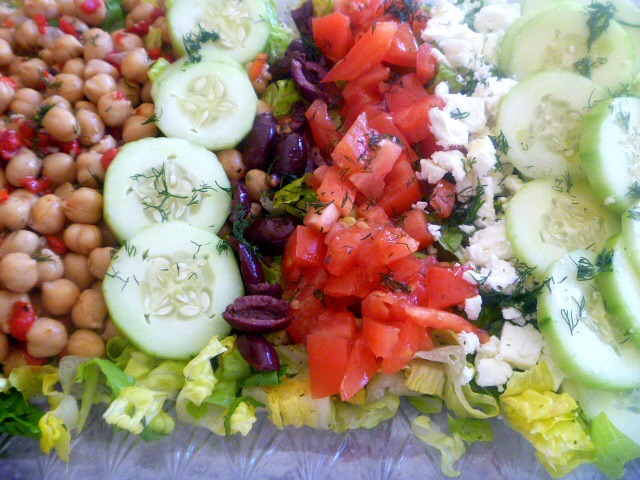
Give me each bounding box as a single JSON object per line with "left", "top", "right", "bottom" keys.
{"left": 291, "top": 1, "right": 314, "bottom": 39}
{"left": 238, "top": 242, "right": 264, "bottom": 286}
{"left": 244, "top": 215, "right": 298, "bottom": 254}
{"left": 242, "top": 113, "right": 278, "bottom": 170}
{"left": 236, "top": 334, "right": 280, "bottom": 371}
{"left": 271, "top": 133, "right": 307, "bottom": 179}
{"left": 232, "top": 183, "right": 252, "bottom": 217}
{"left": 222, "top": 294, "right": 290, "bottom": 334}
{"left": 247, "top": 282, "right": 283, "bottom": 299}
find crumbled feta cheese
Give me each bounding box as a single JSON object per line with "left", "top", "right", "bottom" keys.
{"left": 501, "top": 306, "right": 525, "bottom": 326}
{"left": 604, "top": 196, "right": 616, "bottom": 205}
{"left": 427, "top": 224, "right": 442, "bottom": 240}
{"left": 497, "top": 323, "right": 544, "bottom": 370}
{"left": 473, "top": 77, "right": 518, "bottom": 121}
{"left": 503, "top": 175, "right": 524, "bottom": 194}
{"left": 464, "top": 295, "right": 482, "bottom": 321}
{"left": 429, "top": 109, "right": 470, "bottom": 147}
{"left": 465, "top": 220, "right": 514, "bottom": 266}
{"left": 481, "top": 32, "right": 502, "bottom": 65}
{"left": 475, "top": 357, "right": 513, "bottom": 387}
{"left": 474, "top": 4, "right": 521, "bottom": 33}
{"left": 466, "top": 137, "right": 497, "bottom": 177}
{"left": 434, "top": 81, "right": 450, "bottom": 97}
{"left": 431, "top": 149, "right": 467, "bottom": 182}
{"left": 471, "top": 255, "right": 519, "bottom": 292}
{"left": 459, "top": 331, "right": 481, "bottom": 354}
{"left": 459, "top": 224, "right": 476, "bottom": 235}
{"left": 416, "top": 158, "right": 447, "bottom": 184}
{"left": 461, "top": 365, "right": 475, "bottom": 385}
{"left": 476, "top": 335, "right": 500, "bottom": 359}
{"left": 440, "top": 93, "right": 487, "bottom": 134}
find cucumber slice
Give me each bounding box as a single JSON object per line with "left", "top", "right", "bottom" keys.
{"left": 505, "top": 178, "right": 620, "bottom": 279}
{"left": 502, "top": 3, "right": 636, "bottom": 91}
{"left": 168, "top": 0, "right": 270, "bottom": 63}
{"left": 496, "top": 71, "right": 605, "bottom": 179}
{"left": 596, "top": 234, "right": 640, "bottom": 348}
{"left": 537, "top": 250, "right": 640, "bottom": 390}
{"left": 579, "top": 97, "right": 640, "bottom": 215}
{"left": 622, "top": 200, "right": 640, "bottom": 273}
{"left": 102, "top": 221, "right": 243, "bottom": 360}
{"left": 151, "top": 54, "right": 258, "bottom": 150}
{"left": 103, "top": 137, "right": 231, "bottom": 241}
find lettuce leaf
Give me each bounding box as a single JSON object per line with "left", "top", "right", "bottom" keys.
{"left": 0, "top": 388, "right": 44, "bottom": 439}
{"left": 332, "top": 393, "right": 399, "bottom": 433}
{"left": 9, "top": 365, "right": 59, "bottom": 399}
{"left": 261, "top": 80, "right": 303, "bottom": 117}
{"left": 271, "top": 175, "right": 318, "bottom": 218}
{"left": 447, "top": 416, "right": 494, "bottom": 444}
{"left": 264, "top": 0, "right": 295, "bottom": 60}
{"left": 412, "top": 416, "right": 466, "bottom": 477}
{"left": 38, "top": 393, "right": 78, "bottom": 462}
{"left": 589, "top": 412, "right": 640, "bottom": 479}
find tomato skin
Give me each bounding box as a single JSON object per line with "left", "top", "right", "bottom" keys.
{"left": 426, "top": 267, "right": 478, "bottom": 310}
{"left": 361, "top": 317, "right": 400, "bottom": 357}
{"left": 416, "top": 42, "right": 438, "bottom": 84}
{"left": 322, "top": 22, "right": 398, "bottom": 83}
{"left": 392, "top": 95, "right": 445, "bottom": 145}
{"left": 317, "top": 166, "right": 357, "bottom": 217}
{"left": 383, "top": 22, "right": 418, "bottom": 67}
{"left": 305, "top": 100, "right": 342, "bottom": 156}
{"left": 100, "top": 148, "right": 120, "bottom": 170}
{"left": 400, "top": 209, "right": 434, "bottom": 249}
{"left": 9, "top": 301, "right": 36, "bottom": 341}
{"left": 429, "top": 179, "right": 456, "bottom": 219}
{"left": 46, "top": 234, "right": 68, "bottom": 255}
{"left": 312, "top": 12, "right": 354, "bottom": 62}
{"left": 380, "top": 321, "right": 432, "bottom": 373}
{"left": 404, "top": 305, "right": 488, "bottom": 341}
{"left": 378, "top": 155, "right": 423, "bottom": 216}
{"left": 282, "top": 226, "right": 327, "bottom": 285}
{"left": 308, "top": 334, "right": 350, "bottom": 398}
{"left": 340, "top": 338, "right": 378, "bottom": 400}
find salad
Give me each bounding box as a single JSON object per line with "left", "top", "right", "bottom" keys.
{"left": 1, "top": 0, "right": 640, "bottom": 478}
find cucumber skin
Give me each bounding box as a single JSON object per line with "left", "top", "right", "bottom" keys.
{"left": 596, "top": 235, "right": 640, "bottom": 348}
{"left": 579, "top": 98, "right": 630, "bottom": 215}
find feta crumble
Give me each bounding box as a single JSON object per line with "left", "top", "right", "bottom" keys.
{"left": 464, "top": 295, "right": 482, "bottom": 321}
{"left": 497, "top": 323, "right": 544, "bottom": 370}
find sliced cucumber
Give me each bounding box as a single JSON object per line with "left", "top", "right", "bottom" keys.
{"left": 501, "top": 3, "right": 636, "bottom": 91}
{"left": 168, "top": 0, "right": 270, "bottom": 63}
{"left": 496, "top": 71, "right": 605, "bottom": 179}
{"left": 537, "top": 250, "right": 640, "bottom": 390}
{"left": 579, "top": 97, "right": 640, "bottom": 215}
{"left": 505, "top": 178, "right": 620, "bottom": 280}
{"left": 102, "top": 221, "right": 243, "bottom": 360}
{"left": 103, "top": 137, "right": 231, "bottom": 241}
{"left": 622, "top": 200, "right": 640, "bottom": 273}
{"left": 151, "top": 53, "right": 258, "bottom": 150}
{"left": 596, "top": 234, "right": 640, "bottom": 348}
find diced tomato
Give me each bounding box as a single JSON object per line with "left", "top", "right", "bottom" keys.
{"left": 341, "top": 338, "right": 378, "bottom": 400}
{"left": 324, "top": 222, "right": 365, "bottom": 276}
{"left": 25, "top": 351, "right": 49, "bottom": 365}
{"left": 361, "top": 290, "right": 409, "bottom": 324}
{"left": 400, "top": 208, "right": 433, "bottom": 249}
{"left": 282, "top": 225, "right": 327, "bottom": 285}
{"left": 416, "top": 42, "right": 438, "bottom": 84}
{"left": 322, "top": 22, "right": 398, "bottom": 83}
{"left": 334, "top": 0, "right": 385, "bottom": 33}
{"left": 429, "top": 179, "right": 456, "bottom": 219}
{"left": 361, "top": 317, "right": 400, "bottom": 358}
{"left": 0, "top": 130, "right": 23, "bottom": 161}
{"left": 303, "top": 201, "right": 342, "bottom": 233}
{"left": 307, "top": 164, "right": 330, "bottom": 189}
{"left": 79, "top": 0, "right": 103, "bottom": 14}
{"left": 0, "top": 189, "right": 9, "bottom": 203}
{"left": 19, "top": 176, "right": 51, "bottom": 195}
{"left": 378, "top": 155, "right": 423, "bottom": 216}
{"left": 404, "top": 305, "right": 489, "bottom": 341}
{"left": 59, "top": 18, "right": 78, "bottom": 36}
{"left": 342, "top": 90, "right": 383, "bottom": 128}
{"left": 58, "top": 139, "right": 81, "bottom": 157}
{"left": 359, "top": 224, "right": 419, "bottom": 266}
{"left": 367, "top": 112, "right": 418, "bottom": 161}
{"left": 317, "top": 166, "right": 357, "bottom": 216}
{"left": 247, "top": 53, "right": 268, "bottom": 82}
{"left": 383, "top": 22, "right": 418, "bottom": 67}
{"left": 125, "top": 20, "right": 152, "bottom": 36}
{"left": 343, "top": 64, "right": 391, "bottom": 100}
{"left": 310, "top": 308, "right": 359, "bottom": 341}
{"left": 324, "top": 263, "right": 386, "bottom": 298}
{"left": 356, "top": 204, "right": 389, "bottom": 225}
{"left": 348, "top": 137, "right": 402, "bottom": 202}
{"left": 426, "top": 267, "right": 478, "bottom": 310}
{"left": 312, "top": 12, "right": 354, "bottom": 63}
{"left": 100, "top": 148, "right": 120, "bottom": 170}
{"left": 9, "top": 301, "right": 36, "bottom": 341}
{"left": 33, "top": 13, "right": 48, "bottom": 35}
{"left": 46, "top": 234, "right": 68, "bottom": 255}
{"left": 330, "top": 113, "right": 373, "bottom": 175}
{"left": 286, "top": 279, "right": 328, "bottom": 344}
{"left": 308, "top": 334, "right": 350, "bottom": 398}
{"left": 392, "top": 94, "right": 445, "bottom": 145}
{"left": 381, "top": 321, "right": 431, "bottom": 373}
{"left": 306, "top": 100, "right": 342, "bottom": 156}
{"left": 383, "top": 73, "right": 429, "bottom": 114}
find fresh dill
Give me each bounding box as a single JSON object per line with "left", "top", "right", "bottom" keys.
{"left": 141, "top": 112, "right": 160, "bottom": 125}
{"left": 33, "top": 104, "right": 54, "bottom": 128}
{"left": 450, "top": 108, "right": 470, "bottom": 120}
{"left": 380, "top": 0, "right": 422, "bottom": 22}
{"left": 625, "top": 181, "right": 640, "bottom": 199}
{"left": 585, "top": 1, "right": 616, "bottom": 49}
{"left": 183, "top": 25, "right": 220, "bottom": 63}
{"left": 489, "top": 130, "right": 509, "bottom": 171}
{"left": 626, "top": 207, "right": 640, "bottom": 221}
{"left": 573, "top": 249, "right": 614, "bottom": 281}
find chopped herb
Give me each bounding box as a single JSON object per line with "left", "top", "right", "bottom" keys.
{"left": 573, "top": 249, "right": 614, "bottom": 281}
{"left": 626, "top": 181, "right": 640, "bottom": 199}
{"left": 450, "top": 108, "right": 470, "bottom": 120}
{"left": 183, "top": 25, "right": 220, "bottom": 63}
{"left": 585, "top": 1, "right": 616, "bottom": 49}
{"left": 380, "top": 0, "right": 422, "bottom": 22}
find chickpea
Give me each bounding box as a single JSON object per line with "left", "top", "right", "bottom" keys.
{"left": 83, "top": 58, "right": 118, "bottom": 80}
{"left": 127, "top": 2, "right": 156, "bottom": 24}
{"left": 17, "top": 58, "right": 47, "bottom": 89}
{"left": 77, "top": 108, "right": 105, "bottom": 146}
{"left": 97, "top": 91, "right": 132, "bottom": 127}
{"left": 62, "top": 57, "right": 85, "bottom": 77}
{"left": 54, "top": 182, "right": 76, "bottom": 200}
{"left": 112, "top": 30, "right": 143, "bottom": 52}
{"left": 26, "top": 317, "right": 68, "bottom": 358}
{"left": 43, "top": 152, "right": 77, "bottom": 186}
{"left": 134, "top": 102, "right": 154, "bottom": 118}
{"left": 41, "top": 278, "right": 80, "bottom": 315}
{"left": 218, "top": 149, "right": 247, "bottom": 181}
{"left": 30, "top": 194, "right": 66, "bottom": 235}
{"left": 0, "top": 253, "right": 38, "bottom": 293}
{"left": 0, "top": 28, "right": 11, "bottom": 48}
{"left": 11, "top": 189, "right": 38, "bottom": 207}
{"left": 5, "top": 148, "right": 42, "bottom": 187}
{"left": 61, "top": 15, "right": 89, "bottom": 35}
{"left": 0, "top": 331, "right": 8, "bottom": 362}
{"left": 57, "top": 1, "right": 76, "bottom": 16}
{"left": 10, "top": 88, "right": 43, "bottom": 118}
{"left": 100, "top": 317, "right": 119, "bottom": 341}
{"left": 153, "top": 16, "right": 171, "bottom": 45}
{"left": 0, "top": 38, "right": 13, "bottom": 66}
{"left": 63, "top": 253, "right": 94, "bottom": 290}
{"left": 52, "top": 35, "right": 83, "bottom": 66}
{"left": 115, "top": 77, "right": 140, "bottom": 106}
{"left": 64, "top": 187, "right": 103, "bottom": 224}
{"left": 39, "top": 48, "right": 55, "bottom": 67}
{"left": 140, "top": 80, "right": 152, "bottom": 103}
{"left": 23, "top": 0, "right": 59, "bottom": 19}
{"left": 46, "top": 73, "right": 84, "bottom": 103}
{"left": 88, "top": 134, "right": 116, "bottom": 154}
{"left": 122, "top": 114, "right": 157, "bottom": 142}
{"left": 15, "top": 19, "right": 41, "bottom": 53}
{"left": 0, "top": 193, "right": 32, "bottom": 230}
{"left": 0, "top": 230, "right": 41, "bottom": 258}
{"left": 121, "top": 48, "right": 151, "bottom": 84}
{"left": 41, "top": 106, "right": 79, "bottom": 143}
{"left": 88, "top": 246, "right": 113, "bottom": 279}
{"left": 245, "top": 169, "right": 270, "bottom": 202}
{"left": 71, "top": 288, "right": 107, "bottom": 329}
{"left": 74, "top": 100, "right": 97, "bottom": 112}
{"left": 82, "top": 28, "right": 113, "bottom": 61}
{"left": 8, "top": 56, "right": 22, "bottom": 76}
{"left": 66, "top": 329, "right": 105, "bottom": 357}
{"left": 76, "top": 151, "right": 105, "bottom": 187}
{"left": 122, "top": 0, "right": 142, "bottom": 13}
{"left": 3, "top": 350, "right": 27, "bottom": 376}
{"left": 82, "top": 72, "right": 115, "bottom": 103}
{"left": 35, "top": 249, "right": 64, "bottom": 285}
{"left": 75, "top": 0, "right": 107, "bottom": 25}
{"left": 0, "top": 80, "right": 16, "bottom": 114}
{"left": 0, "top": 291, "right": 30, "bottom": 334}
{"left": 39, "top": 94, "right": 72, "bottom": 111}
{"left": 63, "top": 223, "right": 103, "bottom": 255}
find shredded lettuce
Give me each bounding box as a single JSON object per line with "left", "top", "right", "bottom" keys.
{"left": 405, "top": 359, "right": 446, "bottom": 396}
{"left": 332, "top": 393, "right": 399, "bottom": 433}
{"left": 39, "top": 411, "right": 71, "bottom": 462}
{"left": 0, "top": 388, "right": 44, "bottom": 439}
{"left": 101, "top": 0, "right": 126, "bottom": 32}
{"left": 264, "top": 0, "right": 295, "bottom": 60}
{"left": 447, "top": 416, "right": 493, "bottom": 444}
{"left": 589, "top": 412, "right": 640, "bottom": 479}
{"left": 9, "top": 365, "right": 59, "bottom": 399}
{"left": 261, "top": 79, "right": 303, "bottom": 117}
{"left": 407, "top": 395, "right": 444, "bottom": 414}
{"left": 312, "top": 0, "right": 333, "bottom": 16}
{"left": 412, "top": 416, "right": 466, "bottom": 477}
{"left": 271, "top": 175, "right": 318, "bottom": 218}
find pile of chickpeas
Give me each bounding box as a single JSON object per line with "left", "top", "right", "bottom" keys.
{"left": 0, "top": 0, "right": 171, "bottom": 375}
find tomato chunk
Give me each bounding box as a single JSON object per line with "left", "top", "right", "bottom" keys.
{"left": 341, "top": 338, "right": 378, "bottom": 401}
{"left": 282, "top": 226, "right": 327, "bottom": 285}
{"left": 308, "top": 334, "right": 350, "bottom": 398}
{"left": 426, "top": 267, "right": 478, "bottom": 310}
{"left": 383, "top": 22, "right": 418, "bottom": 67}
{"left": 312, "top": 12, "right": 354, "bottom": 62}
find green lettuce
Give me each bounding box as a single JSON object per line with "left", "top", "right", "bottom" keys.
{"left": 447, "top": 416, "right": 494, "bottom": 444}
{"left": 0, "top": 388, "right": 44, "bottom": 439}
{"left": 313, "top": 0, "right": 333, "bottom": 16}
{"left": 412, "top": 416, "right": 466, "bottom": 477}
{"left": 271, "top": 175, "right": 318, "bottom": 218}
{"left": 589, "top": 412, "right": 640, "bottom": 479}
{"left": 39, "top": 393, "right": 78, "bottom": 462}
{"left": 332, "top": 393, "right": 399, "bottom": 433}
{"left": 264, "top": 0, "right": 295, "bottom": 60}
{"left": 261, "top": 79, "right": 303, "bottom": 117}
{"left": 101, "top": 0, "right": 125, "bottom": 32}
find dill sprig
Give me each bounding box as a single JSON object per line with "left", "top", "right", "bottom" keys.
{"left": 585, "top": 1, "right": 616, "bottom": 49}
{"left": 380, "top": 0, "right": 422, "bottom": 22}
{"left": 573, "top": 249, "right": 614, "bottom": 281}
{"left": 183, "top": 25, "right": 220, "bottom": 63}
